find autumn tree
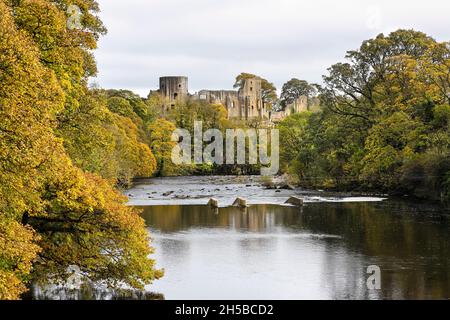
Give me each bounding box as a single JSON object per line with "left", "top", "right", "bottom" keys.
{"left": 147, "top": 119, "right": 180, "bottom": 176}
{"left": 166, "top": 99, "right": 228, "bottom": 133}
{"left": 0, "top": 0, "right": 63, "bottom": 298}
{"left": 0, "top": 0, "right": 162, "bottom": 299}
{"left": 107, "top": 89, "right": 155, "bottom": 124}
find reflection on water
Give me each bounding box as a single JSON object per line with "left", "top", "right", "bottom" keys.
{"left": 140, "top": 201, "right": 450, "bottom": 300}
{"left": 29, "top": 284, "right": 164, "bottom": 300}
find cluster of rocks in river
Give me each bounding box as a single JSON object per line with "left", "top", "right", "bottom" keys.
{"left": 261, "top": 175, "right": 296, "bottom": 190}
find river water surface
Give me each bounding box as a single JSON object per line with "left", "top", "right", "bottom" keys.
{"left": 129, "top": 177, "right": 450, "bottom": 300}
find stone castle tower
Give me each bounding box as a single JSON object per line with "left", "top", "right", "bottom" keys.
{"left": 159, "top": 76, "right": 188, "bottom": 108}
{"left": 238, "top": 78, "right": 264, "bottom": 120}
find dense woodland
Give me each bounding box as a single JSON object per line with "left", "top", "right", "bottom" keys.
{"left": 279, "top": 30, "right": 450, "bottom": 202}
{"left": 0, "top": 0, "right": 449, "bottom": 300}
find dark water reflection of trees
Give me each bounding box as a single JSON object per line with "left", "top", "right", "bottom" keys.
{"left": 140, "top": 200, "right": 450, "bottom": 299}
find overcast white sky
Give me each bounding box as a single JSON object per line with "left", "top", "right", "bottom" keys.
{"left": 93, "top": 0, "right": 450, "bottom": 97}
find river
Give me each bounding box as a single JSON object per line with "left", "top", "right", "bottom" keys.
{"left": 127, "top": 176, "right": 450, "bottom": 300}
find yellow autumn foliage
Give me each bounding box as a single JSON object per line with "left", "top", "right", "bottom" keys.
{"left": 0, "top": 0, "right": 162, "bottom": 299}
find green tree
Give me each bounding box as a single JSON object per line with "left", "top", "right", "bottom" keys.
{"left": 280, "top": 78, "right": 315, "bottom": 107}
{"left": 107, "top": 89, "right": 154, "bottom": 124}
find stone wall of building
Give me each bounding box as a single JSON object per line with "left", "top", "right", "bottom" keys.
{"left": 197, "top": 77, "right": 269, "bottom": 121}
{"left": 198, "top": 90, "right": 241, "bottom": 118}
{"left": 270, "top": 95, "right": 310, "bottom": 122}
{"left": 159, "top": 76, "right": 188, "bottom": 108}
{"left": 291, "top": 95, "right": 308, "bottom": 113}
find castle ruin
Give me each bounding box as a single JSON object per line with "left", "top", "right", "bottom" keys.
{"left": 157, "top": 76, "right": 269, "bottom": 121}
{"left": 198, "top": 77, "right": 268, "bottom": 120}
{"left": 156, "top": 76, "right": 310, "bottom": 122}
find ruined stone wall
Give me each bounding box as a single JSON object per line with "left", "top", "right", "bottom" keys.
{"left": 291, "top": 96, "right": 308, "bottom": 113}
{"left": 270, "top": 95, "right": 311, "bottom": 122}
{"left": 198, "top": 78, "right": 269, "bottom": 120}
{"left": 198, "top": 90, "right": 241, "bottom": 119}
{"left": 270, "top": 110, "right": 288, "bottom": 122}
{"left": 225, "top": 92, "right": 241, "bottom": 119}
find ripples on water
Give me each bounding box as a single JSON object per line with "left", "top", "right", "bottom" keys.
{"left": 140, "top": 201, "right": 450, "bottom": 300}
